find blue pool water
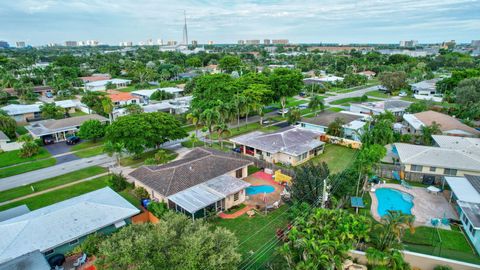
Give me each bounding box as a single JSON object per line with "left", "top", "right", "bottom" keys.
{"left": 246, "top": 185, "right": 275, "bottom": 195}
{"left": 375, "top": 188, "right": 413, "bottom": 217}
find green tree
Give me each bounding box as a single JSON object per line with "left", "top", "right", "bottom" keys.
{"left": 292, "top": 162, "right": 329, "bottom": 204}
{"left": 102, "top": 98, "right": 114, "bottom": 124}
{"left": 147, "top": 201, "right": 169, "bottom": 218}
{"left": 0, "top": 115, "right": 16, "bottom": 139}
{"left": 105, "top": 112, "right": 187, "bottom": 157}
{"left": 287, "top": 108, "right": 302, "bottom": 125}
{"left": 420, "top": 122, "right": 442, "bottom": 145}
{"left": 18, "top": 134, "right": 40, "bottom": 158}
{"left": 150, "top": 90, "right": 174, "bottom": 101}
{"left": 327, "top": 117, "right": 345, "bottom": 137}
{"left": 186, "top": 110, "right": 201, "bottom": 137}
{"left": 191, "top": 74, "right": 237, "bottom": 111}
{"left": 108, "top": 172, "right": 128, "bottom": 192}
{"left": 242, "top": 84, "right": 273, "bottom": 125}
{"left": 0, "top": 90, "right": 9, "bottom": 105}
{"left": 40, "top": 103, "right": 64, "bottom": 119}
{"left": 378, "top": 71, "right": 407, "bottom": 93}
{"left": 200, "top": 108, "right": 220, "bottom": 144}
{"left": 81, "top": 91, "right": 105, "bottom": 114}
{"left": 95, "top": 213, "right": 241, "bottom": 270}
{"left": 308, "top": 95, "right": 324, "bottom": 116}
{"left": 406, "top": 100, "right": 431, "bottom": 113}
{"left": 214, "top": 122, "right": 230, "bottom": 149}
{"left": 355, "top": 144, "right": 386, "bottom": 196}
{"left": 218, "top": 55, "right": 242, "bottom": 73}
{"left": 269, "top": 68, "right": 304, "bottom": 116}
{"left": 280, "top": 208, "right": 371, "bottom": 270}
{"left": 455, "top": 78, "right": 480, "bottom": 106}
{"left": 371, "top": 210, "right": 415, "bottom": 251}
{"left": 78, "top": 119, "right": 105, "bottom": 142}
{"left": 125, "top": 103, "right": 143, "bottom": 115}
{"left": 186, "top": 57, "right": 202, "bottom": 68}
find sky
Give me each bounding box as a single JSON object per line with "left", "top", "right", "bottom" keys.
{"left": 0, "top": 0, "right": 479, "bottom": 46}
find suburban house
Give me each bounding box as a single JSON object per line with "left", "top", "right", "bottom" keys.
{"left": 403, "top": 110, "right": 480, "bottom": 137}
{"left": 303, "top": 75, "right": 344, "bottom": 85}
{"left": 410, "top": 78, "right": 443, "bottom": 102}
{"left": 131, "top": 87, "right": 184, "bottom": 104}
{"left": 1, "top": 100, "right": 77, "bottom": 123}
{"left": 229, "top": 126, "right": 325, "bottom": 166}
{"left": 297, "top": 111, "right": 368, "bottom": 141}
{"left": 25, "top": 114, "right": 108, "bottom": 143}
{"left": 108, "top": 92, "right": 141, "bottom": 108}
{"left": 4, "top": 85, "right": 53, "bottom": 97}
{"left": 0, "top": 131, "right": 22, "bottom": 152}
{"left": 129, "top": 148, "right": 253, "bottom": 219}
{"left": 442, "top": 174, "right": 480, "bottom": 254}
{"left": 392, "top": 142, "right": 480, "bottom": 180}
{"left": 0, "top": 250, "right": 50, "bottom": 270}
{"left": 350, "top": 100, "right": 411, "bottom": 116}
{"left": 79, "top": 74, "right": 111, "bottom": 84}
{"left": 0, "top": 187, "right": 139, "bottom": 264}
{"left": 84, "top": 78, "right": 131, "bottom": 91}
{"left": 356, "top": 70, "right": 376, "bottom": 79}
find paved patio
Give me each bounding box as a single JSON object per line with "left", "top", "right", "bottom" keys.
{"left": 370, "top": 183, "right": 458, "bottom": 227}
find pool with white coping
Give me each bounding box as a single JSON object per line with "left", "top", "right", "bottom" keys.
{"left": 375, "top": 188, "right": 413, "bottom": 217}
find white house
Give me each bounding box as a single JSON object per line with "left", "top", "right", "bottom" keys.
{"left": 410, "top": 78, "right": 443, "bottom": 102}
{"left": 350, "top": 100, "right": 411, "bottom": 116}
{"left": 84, "top": 78, "right": 131, "bottom": 91}
{"left": 131, "top": 87, "right": 184, "bottom": 104}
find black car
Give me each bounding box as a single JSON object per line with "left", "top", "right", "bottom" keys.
{"left": 43, "top": 136, "right": 55, "bottom": 145}
{"left": 66, "top": 136, "right": 80, "bottom": 145}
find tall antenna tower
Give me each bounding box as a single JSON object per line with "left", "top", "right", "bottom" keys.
{"left": 182, "top": 10, "right": 188, "bottom": 46}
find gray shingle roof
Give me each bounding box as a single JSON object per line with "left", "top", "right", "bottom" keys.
{"left": 229, "top": 126, "right": 324, "bottom": 156}
{"left": 300, "top": 111, "right": 361, "bottom": 127}
{"left": 129, "top": 148, "right": 253, "bottom": 197}
{"left": 465, "top": 175, "right": 480, "bottom": 195}
{"left": 25, "top": 114, "right": 108, "bottom": 136}
{"left": 457, "top": 201, "right": 480, "bottom": 229}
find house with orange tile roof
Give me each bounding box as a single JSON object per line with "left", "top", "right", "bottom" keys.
{"left": 107, "top": 92, "right": 140, "bottom": 107}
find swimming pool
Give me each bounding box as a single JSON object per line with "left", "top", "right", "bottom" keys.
{"left": 375, "top": 188, "right": 413, "bottom": 217}
{"left": 246, "top": 185, "right": 275, "bottom": 195}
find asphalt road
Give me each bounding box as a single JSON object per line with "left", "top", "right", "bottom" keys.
{"left": 0, "top": 154, "right": 115, "bottom": 192}
{"left": 324, "top": 85, "right": 381, "bottom": 105}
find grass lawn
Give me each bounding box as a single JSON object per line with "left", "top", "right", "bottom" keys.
{"left": 0, "top": 148, "right": 52, "bottom": 168}
{"left": 0, "top": 158, "right": 57, "bottom": 178}
{"left": 327, "top": 107, "right": 344, "bottom": 112}
{"left": 0, "top": 166, "right": 107, "bottom": 203}
{"left": 119, "top": 148, "right": 177, "bottom": 167}
{"left": 70, "top": 139, "right": 104, "bottom": 151}
{"left": 403, "top": 226, "right": 480, "bottom": 264}
{"left": 69, "top": 110, "right": 88, "bottom": 117}
{"left": 74, "top": 146, "right": 105, "bottom": 158}
{"left": 366, "top": 90, "right": 391, "bottom": 98}
{"left": 117, "top": 84, "right": 158, "bottom": 93}
{"left": 306, "top": 144, "right": 357, "bottom": 173}
{"left": 330, "top": 97, "right": 381, "bottom": 105}
{"left": 119, "top": 188, "right": 141, "bottom": 209}
{"left": 15, "top": 126, "right": 28, "bottom": 136}
{"left": 183, "top": 124, "right": 197, "bottom": 133}
{"left": 209, "top": 122, "right": 262, "bottom": 140}
{"left": 212, "top": 205, "right": 290, "bottom": 268}
{"left": 0, "top": 175, "right": 111, "bottom": 211}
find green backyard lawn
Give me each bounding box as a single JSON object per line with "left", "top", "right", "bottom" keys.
{"left": 0, "top": 158, "right": 57, "bottom": 178}
{"left": 119, "top": 148, "right": 177, "bottom": 167}
{"left": 0, "top": 166, "right": 107, "bottom": 203}
{"left": 330, "top": 97, "right": 381, "bottom": 105}
{"left": 306, "top": 144, "right": 357, "bottom": 173}
{"left": 70, "top": 139, "right": 104, "bottom": 151}
{"left": 212, "top": 205, "right": 289, "bottom": 268}
{"left": 0, "top": 148, "right": 52, "bottom": 168}
{"left": 366, "top": 90, "right": 391, "bottom": 98}
{"left": 403, "top": 226, "right": 480, "bottom": 264}
{"left": 0, "top": 175, "right": 111, "bottom": 211}
{"left": 74, "top": 146, "right": 105, "bottom": 158}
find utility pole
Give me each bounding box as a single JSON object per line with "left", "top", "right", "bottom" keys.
{"left": 321, "top": 178, "right": 328, "bottom": 208}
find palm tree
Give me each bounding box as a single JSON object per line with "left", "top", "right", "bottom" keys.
{"left": 420, "top": 121, "right": 441, "bottom": 145}
{"left": 200, "top": 109, "right": 220, "bottom": 145}
{"left": 327, "top": 117, "right": 345, "bottom": 137}
{"left": 186, "top": 110, "right": 201, "bottom": 137}
{"left": 101, "top": 98, "right": 114, "bottom": 124}
{"left": 233, "top": 94, "right": 247, "bottom": 130}
{"left": 215, "top": 122, "right": 230, "bottom": 149}
{"left": 372, "top": 210, "right": 415, "bottom": 251}
{"left": 104, "top": 141, "right": 125, "bottom": 166}
{"left": 308, "top": 95, "right": 325, "bottom": 116}
{"left": 189, "top": 133, "right": 199, "bottom": 148}
{"left": 287, "top": 108, "right": 301, "bottom": 125}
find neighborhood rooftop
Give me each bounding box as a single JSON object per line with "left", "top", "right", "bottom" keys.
{"left": 445, "top": 176, "right": 480, "bottom": 204}
{"left": 129, "top": 148, "right": 253, "bottom": 197}
{"left": 0, "top": 187, "right": 139, "bottom": 263}
{"left": 25, "top": 114, "right": 108, "bottom": 137}
{"left": 1, "top": 100, "right": 77, "bottom": 115}
{"left": 457, "top": 201, "right": 480, "bottom": 229}
{"left": 406, "top": 110, "right": 480, "bottom": 136}
{"left": 300, "top": 111, "right": 364, "bottom": 127}
{"left": 84, "top": 78, "right": 131, "bottom": 87}
{"left": 393, "top": 143, "right": 480, "bottom": 172}
{"left": 230, "top": 126, "right": 324, "bottom": 156}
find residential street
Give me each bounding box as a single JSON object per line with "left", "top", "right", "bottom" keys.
{"left": 324, "top": 85, "right": 381, "bottom": 105}
{"left": 0, "top": 154, "right": 115, "bottom": 192}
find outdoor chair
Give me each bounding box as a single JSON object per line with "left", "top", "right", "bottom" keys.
{"left": 73, "top": 253, "right": 87, "bottom": 267}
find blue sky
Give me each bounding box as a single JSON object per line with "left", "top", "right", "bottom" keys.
{"left": 1, "top": 0, "right": 479, "bottom": 45}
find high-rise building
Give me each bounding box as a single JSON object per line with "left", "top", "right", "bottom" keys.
{"left": 272, "top": 39, "right": 289, "bottom": 45}
{"left": 65, "top": 41, "right": 77, "bottom": 47}
{"left": 207, "top": 41, "right": 214, "bottom": 45}
{"left": 157, "top": 39, "right": 164, "bottom": 46}
{"left": 146, "top": 39, "right": 154, "bottom": 46}
{"left": 442, "top": 40, "right": 456, "bottom": 49}
{"left": 167, "top": 40, "right": 178, "bottom": 46}
{"left": 238, "top": 40, "right": 245, "bottom": 45}
{"left": 246, "top": 40, "right": 260, "bottom": 45}
{"left": 119, "top": 41, "right": 133, "bottom": 47}
{"left": 470, "top": 40, "right": 480, "bottom": 48}
{"left": 182, "top": 11, "right": 189, "bottom": 46}
{"left": 0, "top": 41, "right": 9, "bottom": 48}
{"left": 264, "top": 39, "right": 271, "bottom": 45}
{"left": 399, "top": 40, "right": 418, "bottom": 47}
{"left": 85, "top": 40, "right": 99, "bottom": 46}
{"left": 16, "top": 41, "right": 26, "bottom": 48}
{"left": 191, "top": 40, "right": 198, "bottom": 46}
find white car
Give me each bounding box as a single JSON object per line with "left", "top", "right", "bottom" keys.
{"left": 277, "top": 108, "right": 289, "bottom": 115}
{"left": 399, "top": 91, "right": 408, "bottom": 97}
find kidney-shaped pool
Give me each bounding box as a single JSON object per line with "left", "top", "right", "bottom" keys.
{"left": 246, "top": 185, "right": 275, "bottom": 195}
{"left": 375, "top": 188, "right": 413, "bottom": 217}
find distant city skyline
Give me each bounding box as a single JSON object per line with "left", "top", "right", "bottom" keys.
{"left": 0, "top": 0, "right": 479, "bottom": 46}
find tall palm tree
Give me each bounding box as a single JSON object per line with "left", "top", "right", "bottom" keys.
{"left": 215, "top": 122, "right": 230, "bottom": 149}
{"left": 101, "top": 98, "right": 114, "bottom": 124}
{"left": 233, "top": 94, "right": 247, "bottom": 130}
{"left": 372, "top": 210, "right": 415, "bottom": 251}
{"left": 186, "top": 110, "right": 201, "bottom": 137}
{"left": 308, "top": 95, "right": 325, "bottom": 116}
{"left": 287, "top": 108, "right": 302, "bottom": 125}
{"left": 200, "top": 108, "right": 220, "bottom": 145}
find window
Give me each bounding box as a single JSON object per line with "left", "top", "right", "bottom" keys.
{"left": 462, "top": 213, "right": 468, "bottom": 224}
{"left": 298, "top": 152, "right": 308, "bottom": 161}
{"left": 301, "top": 123, "right": 306, "bottom": 127}
{"left": 429, "top": 167, "right": 436, "bottom": 172}
{"left": 44, "top": 249, "right": 54, "bottom": 256}
{"left": 233, "top": 192, "right": 239, "bottom": 201}
{"left": 69, "top": 239, "right": 79, "bottom": 246}
{"left": 469, "top": 224, "right": 475, "bottom": 234}
{"left": 266, "top": 152, "right": 271, "bottom": 157}
{"left": 444, "top": 168, "right": 457, "bottom": 176}
{"left": 411, "top": 165, "right": 423, "bottom": 172}
{"left": 235, "top": 169, "right": 243, "bottom": 178}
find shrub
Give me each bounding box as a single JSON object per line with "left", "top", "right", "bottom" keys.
{"left": 108, "top": 173, "right": 128, "bottom": 192}
{"left": 434, "top": 266, "right": 453, "bottom": 270}
{"left": 147, "top": 201, "right": 169, "bottom": 218}
{"left": 69, "top": 233, "right": 103, "bottom": 256}
{"left": 133, "top": 187, "right": 149, "bottom": 199}
{"left": 19, "top": 141, "right": 40, "bottom": 158}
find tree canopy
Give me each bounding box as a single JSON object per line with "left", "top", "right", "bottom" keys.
{"left": 78, "top": 119, "right": 105, "bottom": 142}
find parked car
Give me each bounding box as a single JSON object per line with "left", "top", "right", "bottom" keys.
{"left": 297, "top": 104, "right": 308, "bottom": 109}
{"left": 299, "top": 92, "right": 306, "bottom": 97}
{"left": 232, "top": 147, "right": 241, "bottom": 153}
{"left": 277, "top": 108, "right": 289, "bottom": 115}
{"left": 43, "top": 136, "right": 55, "bottom": 145}
{"left": 399, "top": 91, "right": 408, "bottom": 97}
{"left": 66, "top": 136, "right": 80, "bottom": 145}
{"left": 46, "top": 91, "right": 53, "bottom": 98}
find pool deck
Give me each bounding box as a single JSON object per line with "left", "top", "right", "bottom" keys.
{"left": 370, "top": 183, "right": 457, "bottom": 227}
{"left": 243, "top": 174, "right": 283, "bottom": 208}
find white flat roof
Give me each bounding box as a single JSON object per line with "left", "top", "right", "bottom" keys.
{"left": 445, "top": 176, "right": 480, "bottom": 204}
{"left": 132, "top": 87, "right": 183, "bottom": 98}
{"left": 0, "top": 187, "right": 139, "bottom": 262}
{"left": 403, "top": 113, "right": 425, "bottom": 130}
{"left": 1, "top": 100, "right": 77, "bottom": 116}
{"left": 85, "top": 78, "right": 131, "bottom": 87}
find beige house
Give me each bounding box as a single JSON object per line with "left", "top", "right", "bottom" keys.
{"left": 229, "top": 127, "right": 325, "bottom": 166}
{"left": 129, "top": 148, "right": 253, "bottom": 219}
{"left": 393, "top": 142, "right": 480, "bottom": 178}
{"left": 403, "top": 110, "right": 480, "bottom": 137}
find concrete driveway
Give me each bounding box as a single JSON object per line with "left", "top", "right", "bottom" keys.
{"left": 44, "top": 142, "right": 80, "bottom": 164}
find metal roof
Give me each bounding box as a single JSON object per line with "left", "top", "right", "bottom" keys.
{"left": 0, "top": 250, "right": 50, "bottom": 269}
{"left": 444, "top": 176, "right": 480, "bottom": 204}
{"left": 85, "top": 78, "right": 131, "bottom": 87}
{"left": 1, "top": 100, "right": 77, "bottom": 116}
{"left": 0, "top": 205, "right": 30, "bottom": 222}
{"left": 0, "top": 187, "right": 139, "bottom": 262}
{"left": 457, "top": 201, "right": 480, "bottom": 229}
